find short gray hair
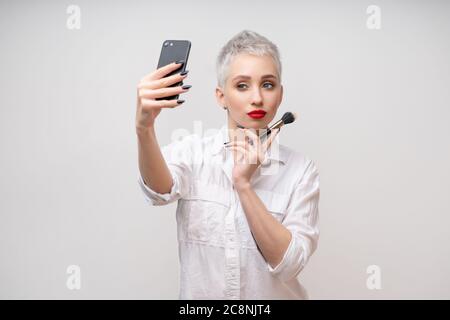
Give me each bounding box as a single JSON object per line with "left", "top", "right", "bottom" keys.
{"left": 216, "top": 30, "right": 282, "bottom": 88}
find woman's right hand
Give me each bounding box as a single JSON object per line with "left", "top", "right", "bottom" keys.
{"left": 136, "top": 61, "right": 190, "bottom": 131}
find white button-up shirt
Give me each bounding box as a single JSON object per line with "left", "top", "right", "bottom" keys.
{"left": 137, "top": 124, "right": 320, "bottom": 299}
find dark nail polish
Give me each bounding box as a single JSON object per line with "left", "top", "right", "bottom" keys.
{"left": 182, "top": 85, "right": 192, "bottom": 90}
{"left": 180, "top": 70, "right": 189, "bottom": 76}
{"left": 177, "top": 99, "right": 185, "bottom": 104}
{"left": 175, "top": 60, "right": 185, "bottom": 65}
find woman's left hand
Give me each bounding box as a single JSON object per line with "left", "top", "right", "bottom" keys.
{"left": 225, "top": 127, "right": 280, "bottom": 187}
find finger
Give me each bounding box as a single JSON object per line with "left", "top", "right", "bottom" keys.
{"left": 245, "top": 128, "right": 259, "bottom": 141}
{"left": 263, "top": 128, "right": 281, "bottom": 151}
{"left": 138, "top": 72, "right": 187, "bottom": 90}
{"left": 244, "top": 129, "right": 260, "bottom": 149}
{"left": 231, "top": 128, "right": 253, "bottom": 145}
{"left": 141, "top": 98, "right": 184, "bottom": 109}
{"left": 225, "top": 141, "right": 252, "bottom": 151}
{"left": 232, "top": 127, "right": 247, "bottom": 142}
{"left": 139, "top": 86, "right": 190, "bottom": 100}
{"left": 227, "top": 146, "right": 249, "bottom": 163}
{"left": 227, "top": 144, "right": 247, "bottom": 153}
{"left": 227, "top": 145, "right": 259, "bottom": 165}
{"left": 142, "top": 61, "right": 183, "bottom": 82}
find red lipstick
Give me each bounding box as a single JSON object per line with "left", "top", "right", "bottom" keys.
{"left": 247, "top": 109, "right": 267, "bottom": 119}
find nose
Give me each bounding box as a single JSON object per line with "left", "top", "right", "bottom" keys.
{"left": 250, "top": 87, "right": 263, "bottom": 106}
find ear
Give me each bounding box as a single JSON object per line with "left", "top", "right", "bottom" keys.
{"left": 215, "top": 86, "right": 225, "bottom": 109}
{"left": 279, "top": 84, "right": 284, "bottom": 104}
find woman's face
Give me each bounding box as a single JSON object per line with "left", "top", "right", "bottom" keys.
{"left": 216, "top": 53, "right": 283, "bottom": 133}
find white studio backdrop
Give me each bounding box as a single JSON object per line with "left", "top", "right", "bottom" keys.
{"left": 0, "top": 0, "right": 449, "bottom": 299}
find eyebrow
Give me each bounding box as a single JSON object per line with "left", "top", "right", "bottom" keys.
{"left": 232, "top": 74, "right": 277, "bottom": 81}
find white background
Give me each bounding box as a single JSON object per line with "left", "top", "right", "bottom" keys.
{"left": 1, "top": 0, "right": 449, "bottom": 299}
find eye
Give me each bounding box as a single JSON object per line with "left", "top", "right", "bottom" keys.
{"left": 236, "top": 82, "right": 275, "bottom": 90}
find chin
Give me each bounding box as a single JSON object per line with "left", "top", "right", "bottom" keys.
{"left": 246, "top": 122, "right": 269, "bottom": 130}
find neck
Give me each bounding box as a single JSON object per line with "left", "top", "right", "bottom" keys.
{"left": 227, "top": 117, "right": 269, "bottom": 141}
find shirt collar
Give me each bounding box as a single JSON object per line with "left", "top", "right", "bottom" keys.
{"left": 211, "top": 124, "right": 287, "bottom": 165}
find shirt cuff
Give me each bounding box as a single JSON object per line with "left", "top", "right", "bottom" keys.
{"left": 138, "top": 171, "right": 181, "bottom": 206}
{"left": 267, "top": 233, "right": 306, "bottom": 282}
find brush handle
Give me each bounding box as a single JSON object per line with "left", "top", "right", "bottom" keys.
{"left": 224, "top": 121, "right": 282, "bottom": 145}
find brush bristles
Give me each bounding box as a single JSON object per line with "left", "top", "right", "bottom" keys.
{"left": 291, "top": 112, "right": 298, "bottom": 121}
{"left": 281, "top": 111, "right": 297, "bottom": 125}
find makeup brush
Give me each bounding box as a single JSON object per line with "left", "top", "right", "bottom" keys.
{"left": 224, "top": 111, "right": 298, "bottom": 145}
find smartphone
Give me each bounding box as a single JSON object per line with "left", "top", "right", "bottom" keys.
{"left": 155, "top": 40, "right": 191, "bottom": 101}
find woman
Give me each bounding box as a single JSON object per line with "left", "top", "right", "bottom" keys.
{"left": 136, "top": 30, "right": 320, "bottom": 299}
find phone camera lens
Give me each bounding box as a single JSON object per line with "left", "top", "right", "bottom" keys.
{"left": 164, "top": 42, "right": 169, "bottom": 47}
{"left": 170, "top": 42, "right": 173, "bottom": 46}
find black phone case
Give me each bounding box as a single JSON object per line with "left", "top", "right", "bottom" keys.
{"left": 155, "top": 40, "right": 191, "bottom": 101}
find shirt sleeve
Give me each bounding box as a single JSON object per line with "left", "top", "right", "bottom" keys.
{"left": 267, "top": 159, "right": 320, "bottom": 282}
{"left": 137, "top": 135, "right": 194, "bottom": 206}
